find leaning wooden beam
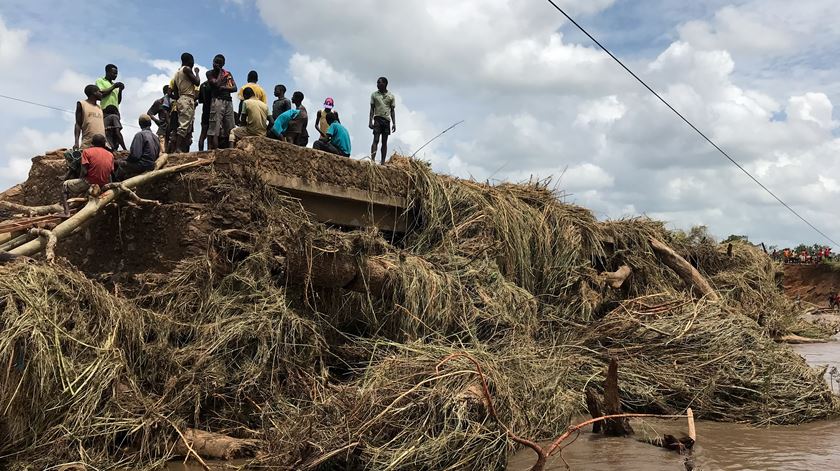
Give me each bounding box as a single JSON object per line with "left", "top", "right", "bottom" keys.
{"left": 603, "top": 265, "right": 632, "bottom": 289}
{"left": 9, "top": 158, "right": 213, "bottom": 258}
{"left": 28, "top": 228, "right": 57, "bottom": 263}
{"left": 649, "top": 237, "right": 720, "bottom": 301}
{"left": 0, "top": 200, "right": 64, "bottom": 217}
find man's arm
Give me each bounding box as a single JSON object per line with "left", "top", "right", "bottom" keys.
{"left": 184, "top": 66, "right": 200, "bottom": 86}
{"left": 147, "top": 101, "right": 162, "bottom": 126}
{"left": 221, "top": 74, "right": 237, "bottom": 94}
{"left": 369, "top": 103, "right": 375, "bottom": 129}
{"left": 74, "top": 102, "right": 83, "bottom": 148}
{"left": 316, "top": 111, "right": 327, "bottom": 137}
{"left": 390, "top": 105, "right": 396, "bottom": 133}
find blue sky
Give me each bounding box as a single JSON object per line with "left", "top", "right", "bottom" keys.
{"left": 2, "top": 0, "right": 840, "bottom": 248}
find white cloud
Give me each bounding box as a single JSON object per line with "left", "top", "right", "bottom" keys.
{"left": 0, "top": 16, "right": 28, "bottom": 60}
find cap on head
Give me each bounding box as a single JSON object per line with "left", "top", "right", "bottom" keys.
{"left": 323, "top": 97, "right": 335, "bottom": 109}
{"left": 91, "top": 134, "right": 107, "bottom": 147}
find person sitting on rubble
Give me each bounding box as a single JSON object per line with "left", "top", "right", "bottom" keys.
{"left": 103, "top": 105, "right": 127, "bottom": 151}
{"left": 62, "top": 133, "right": 113, "bottom": 215}
{"left": 284, "top": 91, "right": 309, "bottom": 147}
{"left": 313, "top": 111, "right": 351, "bottom": 157}
{"left": 268, "top": 106, "right": 300, "bottom": 141}
{"left": 114, "top": 114, "right": 160, "bottom": 181}
{"left": 229, "top": 87, "right": 269, "bottom": 146}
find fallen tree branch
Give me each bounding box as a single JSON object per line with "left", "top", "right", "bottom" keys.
{"left": 0, "top": 200, "right": 64, "bottom": 217}
{"left": 9, "top": 158, "right": 213, "bottom": 258}
{"left": 436, "top": 352, "right": 689, "bottom": 471}
{"left": 649, "top": 238, "right": 720, "bottom": 301}
{"left": 602, "top": 265, "right": 632, "bottom": 289}
{"left": 28, "top": 228, "right": 57, "bottom": 263}
{"left": 173, "top": 428, "right": 260, "bottom": 460}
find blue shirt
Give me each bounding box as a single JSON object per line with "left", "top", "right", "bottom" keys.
{"left": 327, "top": 122, "right": 351, "bottom": 155}
{"left": 271, "top": 109, "right": 300, "bottom": 136}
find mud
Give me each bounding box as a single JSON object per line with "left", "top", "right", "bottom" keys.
{"left": 507, "top": 341, "right": 840, "bottom": 471}
{"left": 784, "top": 264, "right": 840, "bottom": 305}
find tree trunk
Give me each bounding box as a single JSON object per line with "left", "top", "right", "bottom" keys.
{"left": 649, "top": 238, "right": 720, "bottom": 301}
{"left": 602, "top": 358, "right": 633, "bottom": 436}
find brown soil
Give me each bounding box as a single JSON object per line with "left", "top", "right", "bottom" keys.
{"left": 783, "top": 264, "right": 840, "bottom": 306}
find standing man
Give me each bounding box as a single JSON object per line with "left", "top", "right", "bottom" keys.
{"left": 238, "top": 70, "right": 267, "bottom": 103}
{"left": 147, "top": 85, "right": 172, "bottom": 148}
{"left": 96, "top": 64, "right": 124, "bottom": 114}
{"left": 197, "top": 71, "right": 213, "bottom": 151}
{"left": 285, "top": 91, "right": 309, "bottom": 147}
{"left": 207, "top": 54, "right": 237, "bottom": 150}
{"left": 229, "top": 87, "right": 270, "bottom": 146}
{"left": 369, "top": 77, "right": 396, "bottom": 164}
{"left": 115, "top": 114, "right": 160, "bottom": 180}
{"left": 172, "top": 53, "right": 201, "bottom": 152}
{"left": 272, "top": 84, "right": 291, "bottom": 121}
{"left": 74, "top": 85, "right": 105, "bottom": 149}
{"left": 314, "top": 112, "right": 351, "bottom": 157}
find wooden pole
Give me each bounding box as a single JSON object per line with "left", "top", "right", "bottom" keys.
{"left": 686, "top": 407, "right": 696, "bottom": 441}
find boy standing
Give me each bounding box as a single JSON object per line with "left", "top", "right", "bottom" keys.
{"left": 369, "top": 77, "right": 396, "bottom": 164}
{"left": 207, "top": 54, "right": 237, "bottom": 150}
{"left": 285, "top": 91, "right": 309, "bottom": 147}
{"left": 172, "top": 53, "right": 201, "bottom": 152}
{"left": 272, "top": 85, "right": 291, "bottom": 121}
{"left": 103, "top": 105, "right": 127, "bottom": 151}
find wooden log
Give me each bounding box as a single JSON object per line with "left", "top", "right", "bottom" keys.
{"left": 0, "top": 200, "right": 64, "bottom": 217}
{"left": 649, "top": 238, "right": 720, "bottom": 301}
{"left": 173, "top": 428, "right": 260, "bottom": 460}
{"left": 686, "top": 408, "right": 696, "bottom": 441}
{"left": 603, "top": 265, "right": 632, "bottom": 289}
{"left": 602, "top": 358, "right": 633, "bottom": 436}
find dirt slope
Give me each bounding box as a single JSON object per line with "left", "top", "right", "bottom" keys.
{"left": 783, "top": 264, "right": 840, "bottom": 306}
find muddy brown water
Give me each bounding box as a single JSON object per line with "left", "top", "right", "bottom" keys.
{"left": 166, "top": 342, "right": 840, "bottom": 471}
{"left": 508, "top": 340, "right": 840, "bottom": 471}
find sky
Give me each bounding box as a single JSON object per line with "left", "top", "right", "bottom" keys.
{"left": 1, "top": 0, "right": 839, "bottom": 248}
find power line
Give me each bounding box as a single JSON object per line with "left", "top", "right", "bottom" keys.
{"left": 544, "top": 0, "right": 839, "bottom": 247}
{"left": 411, "top": 120, "right": 465, "bottom": 157}
{"left": 0, "top": 93, "right": 141, "bottom": 129}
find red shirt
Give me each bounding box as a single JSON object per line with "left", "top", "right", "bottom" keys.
{"left": 82, "top": 146, "right": 114, "bottom": 187}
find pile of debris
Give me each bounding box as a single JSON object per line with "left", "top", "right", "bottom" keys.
{"left": 0, "top": 138, "right": 835, "bottom": 470}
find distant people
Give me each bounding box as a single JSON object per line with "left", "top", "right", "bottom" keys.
{"left": 172, "top": 53, "right": 201, "bottom": 152}
{"left": 285, "top": 91, "right": 309, "bottom": 147}
{"left": 62, "top": 134, "right": 113, "bottom": 214}
{"left": 239, "top": 70, "right": 267, "bottom": 104}
{"left": 229, "top": 87, "right": 269, "bottom": 146}
{"left": 103, "top": 105, "right": 127, "bottom": 151}
{"left": 314, "top": 112, "right": 351, "bottom": 157}
{"left": 269, "top": 107, "right": 300, "bottom": 141}
{"left": 197, "top": 71, "right": 213, "bottom": 151}
{"left": 272, "top": 84, "right": 291, "bottom": 121}
{"left": 147, "top": 85, "right": 172, "bottom": 148}
{"left": 74, "top": 85, "right": 105, "bottom": 149}
{"left": 207, "top": 54, "right": 237, "bottom": 150}
{"left": 115, "top": 114, "right": 160, "bottom": 181}
{"left": 96, "top": 64, "right": 124, "bottom": 114}
{"left": 316, "top": 97, "right": 336, "bottom": 138}
{"left": 369, "top": 77, "right": 396, "bottom": 164}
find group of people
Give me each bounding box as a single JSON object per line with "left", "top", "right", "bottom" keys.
{"left": 776, "top": 247, "right": 833, "bottom": 264}
{"left": 66, "top": 52, "right": 399, "bottom": 213}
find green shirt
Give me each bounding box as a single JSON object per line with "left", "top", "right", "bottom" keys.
{"left": 96, "top": 77, "right": 120, "bottom": 111}
{"left": 370, "top": 90, "right": 395, "bottom": 121}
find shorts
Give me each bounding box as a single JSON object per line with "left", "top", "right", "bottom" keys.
{"left": 63, "top": 178, "right": 90, "bottom": 195}
{"left": 176, "top": 96, "right": 195, "bottom": 137}
{"left": 208, "top": 99, "right": 235, "bottom": 137}
{"left": 372, "top": 116, "right": 391, "bottom": 136}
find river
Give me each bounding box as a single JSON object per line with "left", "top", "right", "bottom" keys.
{"left": 507, "top": 340, "right": 840, "bottom": 471}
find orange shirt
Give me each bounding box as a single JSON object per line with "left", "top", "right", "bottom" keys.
{"left": 82, "top": 147, "right": 114, "bottom": 186}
